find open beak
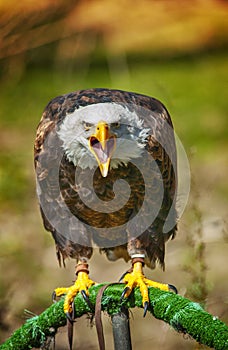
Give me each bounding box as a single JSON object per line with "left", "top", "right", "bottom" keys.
{"left": 89, "top": 121, "right": 116, "bottom": 177}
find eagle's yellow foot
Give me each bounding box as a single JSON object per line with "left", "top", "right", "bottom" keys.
{"left": 121, "top": 260, "right": 177, "bottom": 317}
{"left": 53, "top": 263, "right": 95, "bottom": 320}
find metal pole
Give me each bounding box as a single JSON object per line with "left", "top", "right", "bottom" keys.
{"left": 111, "top": 307, "right": 132, "bottom": 350}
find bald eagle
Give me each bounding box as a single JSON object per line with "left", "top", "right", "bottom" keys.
{"left": 34, "top": 88, "right": 177, "bottom": 320}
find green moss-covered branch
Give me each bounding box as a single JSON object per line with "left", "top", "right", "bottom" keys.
{"left": 1, "top": 284, "right": 227, "bottom": 350}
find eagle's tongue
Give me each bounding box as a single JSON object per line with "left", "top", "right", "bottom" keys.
{"left": 91, "top": 137, "right": 115, "bottom": 164}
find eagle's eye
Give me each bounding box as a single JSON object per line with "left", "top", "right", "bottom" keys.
{"left": 83, "top": 122, "right": 93, "bottom": 131}
{"left": 111, "top": 122, "right": 120, "bottom": 128}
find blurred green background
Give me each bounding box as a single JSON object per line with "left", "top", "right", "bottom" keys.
{"left": 0, "top": 0, "right": 227, "bottom": 349}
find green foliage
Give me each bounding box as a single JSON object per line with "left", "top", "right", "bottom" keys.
{"left": 0, "top": 284, "right": 227, "bottom": 350}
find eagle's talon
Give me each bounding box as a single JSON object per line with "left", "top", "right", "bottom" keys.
{"left": 71, "top": 301, "right": 76, "bottom": 320}
{"left": 122, "top": 261, "right": 177, "bottom": 316}
{"left": 55, "top": 271, "right": 96, "bottom": 317}
{"left": 52, "top": 291, "right": 57, "bottom": 303}
{"left": 143, "top": 301, "right": 149, "bottom": 317}
{"left": 168, "top": 284, "right": 178, "bottom": 294}
{"left": 66, "top": 311, "right": 74, "bottom": 323}
{"left": 119, "top": 270, "right": 132, "bottom": 282}
{"left": 81, "top": 289, "right": 88, "bottom": 301}
{"left": 81, "top": 290, "right": 94, "bottom": 310}
{"left": 121, "top": 286, "right": 130, "bottom": 301}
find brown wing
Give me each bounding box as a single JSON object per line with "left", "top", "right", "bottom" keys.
{"left": 34, "top": 94, "right": 94, "bottom": 265}
{"left": 34, "top": 88, "right": 177, "bottom": 268}
{"left": 137, "top": 105, "right": 177, "bottom": 269}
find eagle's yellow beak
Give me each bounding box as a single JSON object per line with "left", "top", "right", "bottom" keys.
{"left": 89, "top": 121, "right": 116, "bottom": 177}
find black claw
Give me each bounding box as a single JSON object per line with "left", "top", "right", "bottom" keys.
{"left": 66, "top": 312, "right": 74, "bottom": 323}
{"left": 168, "top": 284, "right": 178, "bottom": 294}
{"left": 81, "top": 290, "right": 94, "bottom": 310}
{"left": 81, "top": 289, "right": 88, "bottom": 301}
{"left": 120, "top": 286, "right": 130, "bottom": 301}
{"left": 143, "top": 301, "right": 149, "bottom": 317}
{"left": 71, "top": 301, "right": 75, "bottom": 320}
{"left": 119, "top": 271, "right": 129, "bottom": 282}
{"left": 52, "top": 291, "right": 57, "bottom": 303}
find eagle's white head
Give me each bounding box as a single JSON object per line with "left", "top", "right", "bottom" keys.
{"left": 57, "top": 102, "right": 149, "bottom": 177}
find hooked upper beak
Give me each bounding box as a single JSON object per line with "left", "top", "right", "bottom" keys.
{"left": 89, "top": 121, "right": 116, "bottom": 177}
